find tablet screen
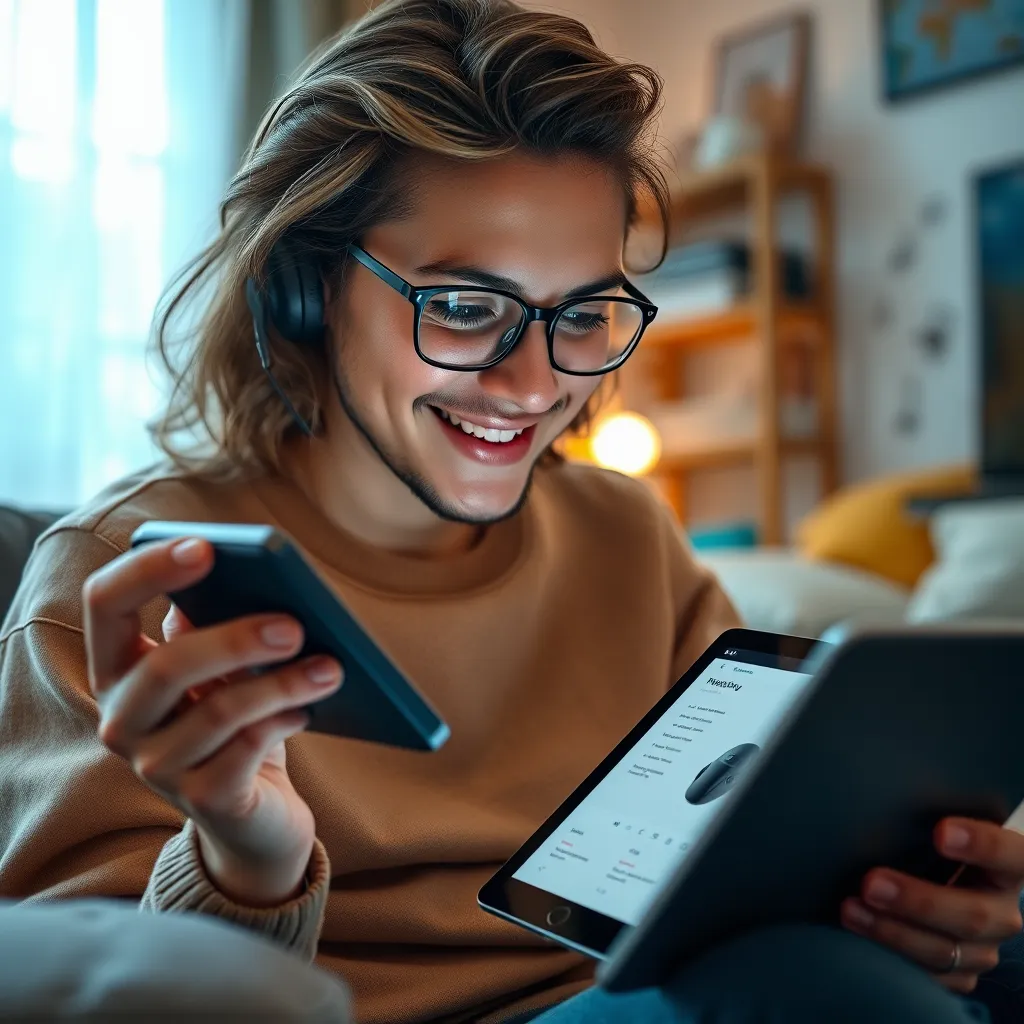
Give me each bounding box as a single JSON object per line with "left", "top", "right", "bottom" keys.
{"left": 511, "top": 646, "right": 814, "bottom": 926}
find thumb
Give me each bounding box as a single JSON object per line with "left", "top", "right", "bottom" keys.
{"left": 162, "top": 603, "right": 193, "bottom": 642}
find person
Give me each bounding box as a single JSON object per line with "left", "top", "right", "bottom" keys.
{"left": 0, "top": 1, "right": 1021, "bottom": 1022}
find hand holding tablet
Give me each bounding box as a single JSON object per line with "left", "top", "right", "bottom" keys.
{"left": 479, "top": 625, "right": 1024, "bottom": 994}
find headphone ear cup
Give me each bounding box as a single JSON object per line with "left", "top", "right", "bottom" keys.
{"left": 263, "top": 237, "right": 325, "bottom": 347}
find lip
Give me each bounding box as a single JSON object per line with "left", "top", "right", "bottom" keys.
{"left": 430, "top": 407, "right": 536, "bottom": 466}
{"left": 428, "top": 405, "right": 541, "bottom": 432}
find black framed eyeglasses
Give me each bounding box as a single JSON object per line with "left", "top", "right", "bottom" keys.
{"left": 346, "top": 244, "right": 659, "bottom": 376}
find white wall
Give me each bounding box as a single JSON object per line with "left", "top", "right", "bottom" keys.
{"left": 530, "top": 0, "right": 1024, "bottom": 485}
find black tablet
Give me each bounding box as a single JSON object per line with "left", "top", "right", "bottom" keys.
{"left": 477, "top": 628, "right": 824, "bottom": 959}
{"left": 599, "top": 624, "right": 1024, "bottom": 993}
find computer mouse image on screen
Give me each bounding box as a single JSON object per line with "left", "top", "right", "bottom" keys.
{"left": 685, "top": 743, "right": 761, "bottom": 805}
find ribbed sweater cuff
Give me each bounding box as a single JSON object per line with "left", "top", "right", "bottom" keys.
{"left": 139, "top": 820, "right": 330, "bottom": 962}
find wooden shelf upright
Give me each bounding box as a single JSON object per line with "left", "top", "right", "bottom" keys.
{"left": 637, "top": 152, "right": 839, "bottom": 545}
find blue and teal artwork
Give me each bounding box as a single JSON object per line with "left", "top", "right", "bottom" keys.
{"left": 880, "top": 0, "right": 1024, "bottom": 101}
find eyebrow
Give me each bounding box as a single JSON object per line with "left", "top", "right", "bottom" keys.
{"left": 414, "top": 260, "right": 630, "bottom": 301}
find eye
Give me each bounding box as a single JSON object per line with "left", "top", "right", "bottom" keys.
{"left": 424, "top": 298, "right": 501, "bottom": 330}
{"left": 558, "top": 309, "right": 610, "bottom": 335}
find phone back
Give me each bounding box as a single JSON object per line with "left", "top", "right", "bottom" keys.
{"left": 131, "top": 522, "right": 449, "bottom": 751}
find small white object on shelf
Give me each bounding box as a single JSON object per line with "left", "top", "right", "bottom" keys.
{"left": 694, "top": 116, "right": 764, "bottom": 169}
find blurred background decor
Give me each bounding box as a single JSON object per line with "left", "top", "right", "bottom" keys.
{"left": 880, "top": 0, "right": 1024, "bottom": 103}
{"left": 712, "top": 10, "right": 810, "bottom": 157}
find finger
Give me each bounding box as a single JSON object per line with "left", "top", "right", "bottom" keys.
{"left": 178, "top": 711, "right": 311, "bottom": 820}
{"left": 937, "top": 818, "right": 1024, "bottom": 889}
{"left": 133, "top": 656, "right": 342, "bottom": 781}
{"left": 84, "top": 538, "right": 213, "bottom": 692}
{"left": 841, "top": 898, "right": 1000, "bottom": 978}
{"left": 162, "top": 604, "right": 193, "bottom": 642}
{"left": 861, "top": 868, "right": 1024, "bottom": 943}
{"left": 98, "top": 614, "right": 305, "bottom": 748}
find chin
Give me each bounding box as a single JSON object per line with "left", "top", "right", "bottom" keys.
{"left": 406, "top": 460, "right": 537, "bottom": 524}
{"left": 438, "top": 478, "right": 531, "bottom": 525}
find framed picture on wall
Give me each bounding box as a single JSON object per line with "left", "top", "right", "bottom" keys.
{"left": 879, "top": 0, "right": 1024, "bottom": 103}
{"left": 714, "top": 12, "right": 811, "bottom": 155}
{"left": 975, "top": 157, "right": 1024, "bottom": 476}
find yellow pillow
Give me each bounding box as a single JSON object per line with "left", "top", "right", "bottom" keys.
{"left": 796, "top": 464, "right": 977, "bottom": 588}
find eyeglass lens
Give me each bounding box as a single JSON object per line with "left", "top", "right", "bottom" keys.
{"left": 417, "top": 290, "right": 644, "bottom": 372}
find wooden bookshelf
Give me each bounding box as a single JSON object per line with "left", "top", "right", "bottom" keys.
{"left": 632, "top": 152, "right": 839, "bottom": 545}
{"left": 658, "top": 437, "right": 824, "bottom": 474}
{"left": 642, "top": 303, "right": 824, "bottom": 350}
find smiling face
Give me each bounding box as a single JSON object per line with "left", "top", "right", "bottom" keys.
{"left": 323, "top": 151, "right": 632, "bottom": 525}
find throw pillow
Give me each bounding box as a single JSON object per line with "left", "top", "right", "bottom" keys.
{"left": 795, "top": 464, "right": 976, "bottom": 588}
{"left": 906, "top": 498, "right": 1024, "bottom": 622}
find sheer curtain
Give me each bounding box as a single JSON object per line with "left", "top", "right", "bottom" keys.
{"left": 0, "top": 0, "right": 248, "bottom": 510}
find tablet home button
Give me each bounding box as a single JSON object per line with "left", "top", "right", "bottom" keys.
{"left": 546, "top": 906, "right": 572, "bottom": 927}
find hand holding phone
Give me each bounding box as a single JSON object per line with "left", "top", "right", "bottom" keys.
{"left": 128, "top": 521, "right": 449, "bottom": 752}
{"left": 83, "top": 535, "right": 340, "bottom": 908}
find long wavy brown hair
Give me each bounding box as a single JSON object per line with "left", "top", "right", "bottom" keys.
{"left": 150, "top": 0, "right": 670, "bottom": 479}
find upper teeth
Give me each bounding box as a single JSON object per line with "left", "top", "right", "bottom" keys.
{"left": 437, "top": 409, "right": 524, "bottom": 443}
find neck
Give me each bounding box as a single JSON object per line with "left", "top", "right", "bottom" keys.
{"left": 285, "top": 427, "right": 483, "bottom": 561}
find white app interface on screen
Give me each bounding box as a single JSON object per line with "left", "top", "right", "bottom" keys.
{"left": 513, "top": 652, "right": 812, "bottom": 926}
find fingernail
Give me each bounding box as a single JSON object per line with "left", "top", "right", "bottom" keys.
{"left": 260, "top": 619, "right": 302, "bottom": 648}
{"left": 305, "top": 658, "right": 341, "bottom": 685}
{"left": 866, "top": 876, "right": 900, "bottom": 906}
{"left": 845, "top": 902, "right": 875, "bottom": 929}
{"left": 944, "top": 825, "right": 971, "bottom": 853}
{"left": 171, "top": 538, "right": 206, "bottom": 565}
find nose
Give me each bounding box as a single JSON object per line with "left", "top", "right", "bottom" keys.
{"left": 478, "top": 321, "right": 560, "bottom": 414}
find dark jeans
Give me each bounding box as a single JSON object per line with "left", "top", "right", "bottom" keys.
{"left": 503, "top": 923, "right": 1024, "bottom": 1024}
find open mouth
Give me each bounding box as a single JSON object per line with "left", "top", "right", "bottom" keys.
{"left": 429, "top": 406, "right": 536, "bottom": 465}
{"left": 432, "top": 407, "right": 529, "bottom": 444}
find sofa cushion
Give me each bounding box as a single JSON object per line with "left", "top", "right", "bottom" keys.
{"left": 0, "top": 506, "right": 63, "bottom": 625}
{"left": 0, "top": 898, "right": 352, "bottom": 1021}
{"left": 700, "top": 549, "right": 911, "bottom": 638}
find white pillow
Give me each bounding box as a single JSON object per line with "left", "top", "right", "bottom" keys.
{"left": 700, "top": 548, "right": 910, "bottom": 638}
{"left": 907, "top": 498, "right": 1024, "bottom": 622}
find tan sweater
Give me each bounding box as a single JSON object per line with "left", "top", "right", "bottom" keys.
{"left": 0, "top": 460, "right": 739, "bottom": 1024}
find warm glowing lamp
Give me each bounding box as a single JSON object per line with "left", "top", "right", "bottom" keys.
{"left": 590, "top": 411, "right": 662, "bottom": 476}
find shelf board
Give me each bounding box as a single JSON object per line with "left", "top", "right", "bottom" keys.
{"left": 643, "top": 303, "right": 823, "bottom": 349}
{"left": 668, "top": 154, "right": 831, "bottom": 224}
{"left": 657, "top": 436, "right": 824, "bottom": 473}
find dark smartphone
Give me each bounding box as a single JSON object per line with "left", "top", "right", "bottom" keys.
{"left": 130, "top": 521, "right": 450, "bottom": 752}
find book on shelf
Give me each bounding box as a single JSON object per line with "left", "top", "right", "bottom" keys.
{"left": 635, "top": 240, "right": 812, "bottom": 321}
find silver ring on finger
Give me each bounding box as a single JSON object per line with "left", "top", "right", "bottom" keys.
{"left": 938, "top": 940, "right": 962, "bottom": 974}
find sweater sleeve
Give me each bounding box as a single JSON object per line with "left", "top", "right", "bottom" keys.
{"left": 0, "top": 525, "right": 329, "bottom": 962}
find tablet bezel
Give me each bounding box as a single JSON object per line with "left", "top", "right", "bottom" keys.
{"left": 477, "top": 627, "right": 824, "bottom": 959}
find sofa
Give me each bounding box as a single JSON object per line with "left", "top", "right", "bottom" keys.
{"left": 1, "top": 502, "right": 1023, "bottom": 1021}
{"left": 698, "top": 469, "right": 1024, "bottom": 640}
{"left": 0, "top": 504, "right": 60, "bottom": 625}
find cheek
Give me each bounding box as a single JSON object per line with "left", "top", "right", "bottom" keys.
{"left": 561, "top": 377, "right": 603, "bottom": 424}
{"left": 337, "top": 292, "right": 440, "bottom": 418}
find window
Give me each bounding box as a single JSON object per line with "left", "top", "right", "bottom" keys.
{"left": 0, "top": 0, "right": 245, "bottom": 508}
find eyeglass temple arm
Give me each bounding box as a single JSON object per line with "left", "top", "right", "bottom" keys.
{"left": 346, "top": 244, "right": 414, "bottom": 300}
{"left": 622, "top": 278, "right": 655, "bottom": 308}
